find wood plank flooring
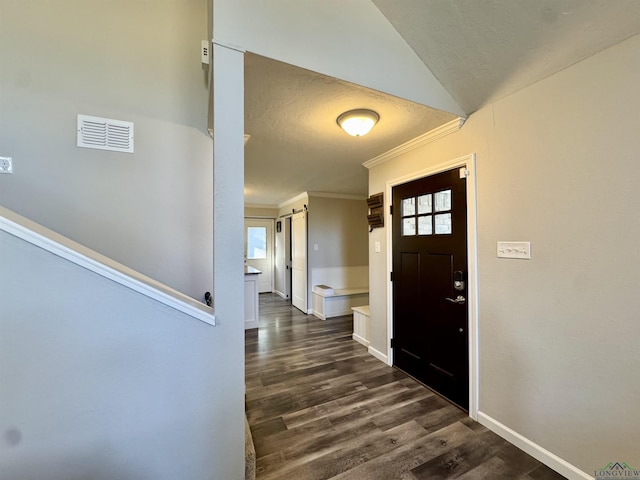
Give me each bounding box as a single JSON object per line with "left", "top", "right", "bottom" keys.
{"left": 245, "top": 294, "right": 566, "bottom": 480}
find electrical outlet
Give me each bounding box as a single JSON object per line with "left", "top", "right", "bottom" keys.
{"left": 201, "top": 40, "right": 210, "bottom": 64}
{"left": 0, "top": 157, "right": 12, "bottom": 174}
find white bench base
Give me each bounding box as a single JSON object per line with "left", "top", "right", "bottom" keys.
{"left": 312, "top": 287, "right": 368, "bottom": 320}
{"left": 351, "top": 305, "right": 370, "bottom": 347}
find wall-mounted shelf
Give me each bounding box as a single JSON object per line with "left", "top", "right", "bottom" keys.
{"left": 367, "top": 193, "right": 384, "bottom": 231}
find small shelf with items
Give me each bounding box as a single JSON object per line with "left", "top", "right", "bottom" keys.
{"left": 367, "top": 193, "right": 384, "bottom": 232}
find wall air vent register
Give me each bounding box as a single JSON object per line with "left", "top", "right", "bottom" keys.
{"left": 77, "top": 114, "right": 134, "bottom": 153}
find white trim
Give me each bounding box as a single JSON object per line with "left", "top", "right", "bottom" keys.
{"left": 267, "top": 191, "right": 368, "bottom": 210}
{"left": 0, "top": 207, "right": 215, "bottom": 326}
{"left": 352, "top": 333, "right": 369, "bottom": 347}
{"left": 244, "top": 203, "right": 279, "bottom": 210}
{"left": 368, "top": 345, "right": 389, "bottom": 365}
{"left": 273, "top": 289, "right": 289, "bottom": 299}
{"left": 244, "top": 215, "right": 276, "bottom": 219}
{"left": 477, "top": 412, "right": 593, "bottom": 480}
{"left": 363, "top": 118, "right": 465, "bottom": 169}
{"left": 278, "top": 191, "right": 309, "bottom": 209}
{"left": 384, "top": 153, "right": 479, "bottom": 419}
{"left": 212, "top": 39, "right": 246, "bottom": 53}
{"left": 307, "top": 192, "right": 367, "bottom": 201}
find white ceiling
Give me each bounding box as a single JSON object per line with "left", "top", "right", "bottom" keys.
{"left": 244, "top": 1, "right": 640, "bottom": 206}
{"left": 244, "top": 54, "right": 457, "bottom": 206}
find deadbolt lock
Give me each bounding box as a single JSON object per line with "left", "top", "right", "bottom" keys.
{"left": 454, "top": 271, "right": 465, "bottom": 291}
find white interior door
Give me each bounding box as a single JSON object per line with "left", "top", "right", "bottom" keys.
{"left": 291, "top": 211, "right": 307, "bottom": 313}
{"left": 244, "top": 218, "right": 274, "bottom": 293}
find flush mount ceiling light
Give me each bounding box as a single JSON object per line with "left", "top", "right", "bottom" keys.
{"left": 337, "top": 109, "right": 379, "bottom": 137}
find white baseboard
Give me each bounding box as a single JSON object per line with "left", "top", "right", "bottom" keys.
{"left": 313, "top": 308, "right": 354, "bottom": 320}
{"left": 352, "top": 333, "right": 369, "bottom": 347}
{"left": 273, "top": 290, "right": 289, "bottom": 299}
{"left": 368, "top": 345, "right": 389, "bottom": 365}
{"left": 477, "top": 412, "right": 592, "bottom": 480}
{"left": 244, "top": 319, "right": 259, "bottom": 330}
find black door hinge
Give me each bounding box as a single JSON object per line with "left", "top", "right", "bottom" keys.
{"left": 389, "top": 204, "right": 393, "bottom": 215}
{"left": 390, "top": 271, "right": 393, "bottom": 282}
{"left": 390, "top": 338, "right": 395, "bottom": 348}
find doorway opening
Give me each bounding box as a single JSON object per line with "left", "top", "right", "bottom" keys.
{"left": 244, "top": 218, "right": 275, "bottom": 293}
{"left": 274, "top": 216, "right": 292, "bottom": 301}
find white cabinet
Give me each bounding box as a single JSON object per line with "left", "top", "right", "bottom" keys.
{"left": 244, "top": 267, "right": 260, "bottom": 329}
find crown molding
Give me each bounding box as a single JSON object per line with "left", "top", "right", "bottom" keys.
{"left": 278, "top": 192, "right": 309, "bottom": 209}
{"left": 307, "top": 192, "right": 367, "bottom": 201}
{"left": 244, "top": 203, "right": 279, "bottom": 209}
{"left": 363, "top": 117, "right": 465, "bottom": 170}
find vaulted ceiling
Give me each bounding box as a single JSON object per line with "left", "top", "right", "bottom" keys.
{"left": 244, "top": 1, "right": 640, "bottom": 206}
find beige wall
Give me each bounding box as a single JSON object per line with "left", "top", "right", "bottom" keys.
{"left": 245, "top": 206, "right": 279, "bottom": 218}
{"left": 0, "top": 0, "right": 212, "bottom": 300}
{"left": 307, "top": 195, "right": 369, "bottom": 269}
{"left": 274, "top": 193, "right": 369, "bottom": 308}
{"left": 368, "top": 34, "right": 640, "bottom": 474}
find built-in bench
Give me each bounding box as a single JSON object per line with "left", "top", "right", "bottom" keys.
{"left": 312, "top": 285, "right": 369, "bottom": 320}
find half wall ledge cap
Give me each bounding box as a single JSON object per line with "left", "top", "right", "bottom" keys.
{"left": 363, "top": 117, "right": 466, "bottom": 169}
{"left": 212, "top": 39, "right": 246, "bottom": 53}
{"left": 0, "top": 206, "right": 215, "bottom": 327}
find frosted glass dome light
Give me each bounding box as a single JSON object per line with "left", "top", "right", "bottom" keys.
{"left": 337, "top": 109, "right": 379, "bottom": 137}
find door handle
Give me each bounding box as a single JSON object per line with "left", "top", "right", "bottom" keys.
{"left": 445, "top": 295, "right": 466, "bottom": 305}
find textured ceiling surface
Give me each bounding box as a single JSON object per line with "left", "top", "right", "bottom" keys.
{"left": 244, "top": 54, "right": 456, "bottom": 206}
{"left": 244, "top": 1, "right": 640, "bottom": 206}
{"left": 373, "top": 0, "right": 640, "bottom": 113}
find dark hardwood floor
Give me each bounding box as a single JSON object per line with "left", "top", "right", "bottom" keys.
{"left": 245, "top": 294, "right": 566, "bottom": 480}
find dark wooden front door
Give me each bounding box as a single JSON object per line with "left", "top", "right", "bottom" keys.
{"left": 392, "top": 167, "right": 469, "bottom": 410}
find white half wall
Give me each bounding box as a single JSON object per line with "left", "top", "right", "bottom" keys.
{"left": 0, "top": 228, "right": 241, "bottom": 479}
